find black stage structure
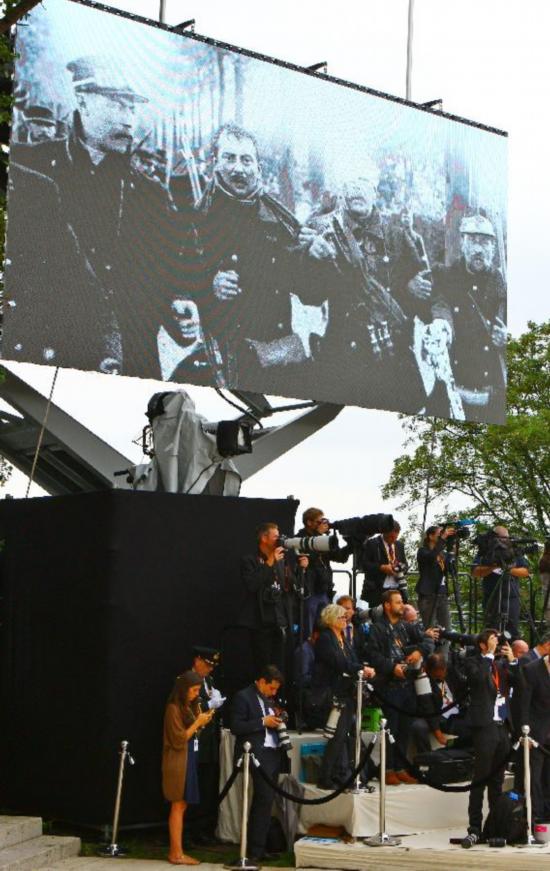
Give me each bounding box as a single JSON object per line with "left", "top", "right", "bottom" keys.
{"left": 0, "top": 490, "right": 297, "bottom": 825}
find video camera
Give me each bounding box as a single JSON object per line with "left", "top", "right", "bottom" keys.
{"left": 438, "top": 518, "right": 475, "bottom": 544}
{"left": 436, "top": 627, "right": 476, "bottom": 647}
{"left": 474, "top": 530, "right": 539, "bottom": 569}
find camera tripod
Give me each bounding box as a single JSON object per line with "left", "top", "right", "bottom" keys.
{"left": 481, "top": 564, "right": 538, "bottom": 641}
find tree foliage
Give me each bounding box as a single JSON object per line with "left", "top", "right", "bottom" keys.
{"left": 383, "top": 321, "right": 550, "bottom": 538}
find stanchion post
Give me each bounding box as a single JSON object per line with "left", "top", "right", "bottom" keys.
{"left": 364, "top": 719, "right": 401, "bottom": 847}
{"left": 349, "top": 670, "right": 367, "bottom": 793}
{"left": 98, "top": 740, "right": 135, "bottom": 858}
{"left": 522, "top": 724, "right": 537, "bottom": 847}
{"left": 224, "top": 742, "right": 259, "bottom": 871}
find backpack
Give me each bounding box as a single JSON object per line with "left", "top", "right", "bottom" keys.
{"left": 482, "top": 791, "right": 527, "bottom": 844}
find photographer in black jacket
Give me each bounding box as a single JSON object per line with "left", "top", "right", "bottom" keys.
{"left": 366, "top": 589, "right": 436, "bottom": 784}
{"left": 461, "top": 628, "right": 519, "bottom": 848}
{"left": 410, "top": 652, "right": 471, "bottom": 757}
{"left": 473, "top": 525, "right": 529, "bottom": 640}
{"left": 240, "top": 522, "right": 308, "bottom": 673}
{"left": 297, "top": 507, "right": 352, "bottom": 637}
{"left": 416, "top": 525, "right": 454, "bottom": 648}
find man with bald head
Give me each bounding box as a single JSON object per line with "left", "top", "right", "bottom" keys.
{"left": 473, "top": 525, "right": 529, "bottom": 639}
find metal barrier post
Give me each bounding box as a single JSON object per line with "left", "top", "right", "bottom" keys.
{"left": 521, "top": 724, "right": 539, "bottom": 848}
{"left": 224, "top": 742, "right": 258, "bottom": 871}
{"left": 98, "top": 740, "right": 135, "bottom": 858}
{"left": 349, "top": 670, "right": 368, "bottom": 793}
{"left": 364, "top": 719, "right": 401, "bottom": 847}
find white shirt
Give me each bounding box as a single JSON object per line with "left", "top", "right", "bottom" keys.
{"left": 257, "top": 694, "right": 278, "bottom": 748}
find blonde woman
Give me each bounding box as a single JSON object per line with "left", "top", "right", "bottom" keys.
{"left": 312, "top": 604, "right": 375, "bottom": 789}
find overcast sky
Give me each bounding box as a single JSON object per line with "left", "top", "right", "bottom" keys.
{"left": 4, "top": 0, "right": 548, "bottom": 530}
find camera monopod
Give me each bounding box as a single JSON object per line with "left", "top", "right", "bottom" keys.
{"left": 98, "top": 740, "right": 135, "bottom": 857}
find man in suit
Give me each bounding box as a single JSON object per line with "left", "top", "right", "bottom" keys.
{"left": 240, "top": 523, "right": 307, "bottom": 674}
{"left": 186, "top": 647, "right": 225, "bottom": 845}
{"left": 410, "top": 652, "right": 471, "bottom": 756}
{"left": 518, "top": 632, "right": 550, "bottom": 666}
{"left": 521, "top": 655, "right": 550, "bottom": 821}
{"left": 361, "top": 521, "right": 408, "bottom": 607}
{"left": 336, "top": 595, "right": 368, "bottom": 662}
{"left": 230, "top": 665, "right": 287, "bottom": 863}
{"left": 461, "top": 628, "right": 519, "bottom": 848}
{"left": 366, "top": 590, "right": 436, "bottom": 784}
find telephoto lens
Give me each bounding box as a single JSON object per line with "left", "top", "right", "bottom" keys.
{"left": 323, "top": 699, "right": 345, "bottom": 739}
{"left": 275, "top": 711, "right": 293, "bottom": 752}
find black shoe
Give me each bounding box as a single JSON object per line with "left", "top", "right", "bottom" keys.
{"left": 461, "top": 831, "right": 480, "bottom": 849}
{"left": 246, "top": 856, "right": 263, "bottom": 867}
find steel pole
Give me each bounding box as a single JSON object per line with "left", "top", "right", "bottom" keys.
{"left": 224, "top": 743, "right": 258, "bottom": 871}
{"left": 364, "top": 719, "right": 401, "bottom": 847}
{"left": 352, "top": 671, "right": 364, "bottom": 791}
{"left": 159, "top": 0, "right": 167, "bottom": 24}
{"left": 406, "top": 0, "right": 415, "bottom": 101}
{"left": 522, "top": 725, "right": 536, "bottom": 846}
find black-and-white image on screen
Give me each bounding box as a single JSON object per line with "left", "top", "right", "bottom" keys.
{"left": 3, "top": 0, "right": 508, "bottom": 423}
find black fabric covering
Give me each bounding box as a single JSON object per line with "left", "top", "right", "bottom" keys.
{"left": 0, "top": 490, "right": 297, "bottom": 825}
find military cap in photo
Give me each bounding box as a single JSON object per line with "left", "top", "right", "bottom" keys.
{"left": 24, "top": 105, "right": 56, "bottom": 125}
{"left": 459, "top": 214, "right": 496, "bottom": 237}
{"left": 192, "top": 646, "right": 220, "bottom": 666}
{"left": 66, "top": 55, "right": 148, "bottom": 103}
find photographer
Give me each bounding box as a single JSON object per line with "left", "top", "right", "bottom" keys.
{"left": 461, "top": 628, "right": 519, "bottom": 848}
{"left": 240, "top": 522, "right": 308, "bottom": 672}
{"left": 361, "top": 521, "right": 408, "bottom": 608}
{"left": 521, "top": 654, "right": 550, "bottom": 822}
{"left": 473, "top": 526, "right": 529, "bottom": 639}
{"left": 297, "top": 507, "right": 351, "bottom": 637}
{"left": 230, "top": 665, "right": 287, "bottom": 865}
{"left": 410, "top": 652, "right": 471, "bottom": 757}
{"left": 416, "top": 525, "right": 454, "bottom": 645}
{"left": 311, "top": 604, "right": 375, "bottom": 789}
{"left": 336, "top": 595, "right": 368, "bottom": 661}
{"left": 366, "top": 589, "right": 436, "bottom": 784}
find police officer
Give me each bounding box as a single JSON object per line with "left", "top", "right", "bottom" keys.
{"left": 11, "top": 55, "right": 180, "bottom": 377}
{"left": 189, "top": 123, "right": 323, "bottom": 390}
{"left": 186, "top": 646, "right": 225, "bottom": 845}
{"left": 431, "top": 215, "right": 507, "bottom": 422}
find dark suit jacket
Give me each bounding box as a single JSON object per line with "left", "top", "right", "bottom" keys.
{"left": 366, "top": 615, "right": 432, "bottom": 682}
{"left": 239, "top": 553, "right": 295, "bottom": 629}
{"left": 521, "top": 657, "right": 550, "bottom": 744}
{"left": 311, "top": 628, "right": 362, "bottom": 705}
{"left": 416, "top": 541, "right": 447, "bottom": 597}
{"left": 230, "top": 684, "right": 281, "bottom": 756}
{"left": 361, "top": 536, "right": 407, "bottom": 604}
{"left": 463, "top": 652, "right": 518, "bottom": 729}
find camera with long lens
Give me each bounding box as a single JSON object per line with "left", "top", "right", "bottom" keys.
{"left": 278, "top": 534, "right": 339, "bottom": 555}
{"left": 274, "top": 710, "right": 293, "bottom": 752}
{"left": 323, "top": 697, "right": 346, "bottom": 739}
{"left": 402, "top": 647, "right": 432, "bottom": 697}
{"left": 436, "top": 627, "right": 476, "bottom": 647}
{"left": 330, "top": 513, "right": 394, "bottom": 548}
{"left": 438, "top": 519, "right": 473, "bottom": 545}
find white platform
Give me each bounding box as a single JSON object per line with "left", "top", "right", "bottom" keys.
{"left": 294, "top": 830, "right": 550, "bottom": 869}
{"left": 299, "top": 782, "right": 469, "bottom": 837}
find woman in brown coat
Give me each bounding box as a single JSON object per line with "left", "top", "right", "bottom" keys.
{"left": 163, "top": 670, "right": 214, "bottom": 865}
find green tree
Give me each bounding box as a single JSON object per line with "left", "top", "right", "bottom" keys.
{"left": 383, "top": 321, "right": 550, "bottom": 539}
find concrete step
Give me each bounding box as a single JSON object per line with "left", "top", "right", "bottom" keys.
{"left": 0, "top": 818, "right": 43, "bottom": 850}
{"left": 0, "top": 835, "right": 81, "bottom": 871}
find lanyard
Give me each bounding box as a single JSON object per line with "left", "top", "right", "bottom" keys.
{"left": 491, "top": 660, "right": 500, "bottom": 693}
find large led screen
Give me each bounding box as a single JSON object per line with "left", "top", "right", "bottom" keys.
{"left": 3, "top": 0, "right": 508, "bottom": 423}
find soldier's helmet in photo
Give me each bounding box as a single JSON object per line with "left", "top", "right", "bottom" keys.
{"left": 459, "top": 214, "right": 496, "bottom": 238}
{"left": 66, "top": 55, "right": 148, "bottom": 104}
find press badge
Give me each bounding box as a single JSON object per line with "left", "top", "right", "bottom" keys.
{"left": 194, "top": 738, "right": 199, "bottom": 751}
{"left": 494, "top": 694, "right": 506, "bottom": 721}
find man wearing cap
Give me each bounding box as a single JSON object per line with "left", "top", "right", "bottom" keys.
{"left": 186, "top": 646, "right": 225, "bottom": 845}
{"left": 430, "top": 214, "right": 507, "bottom": 422}
{"left": 23, "top": 105, "right": 58, "bottom": 144}
{"left": 11, "top": 55, "right": 181, "bottom": 377}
